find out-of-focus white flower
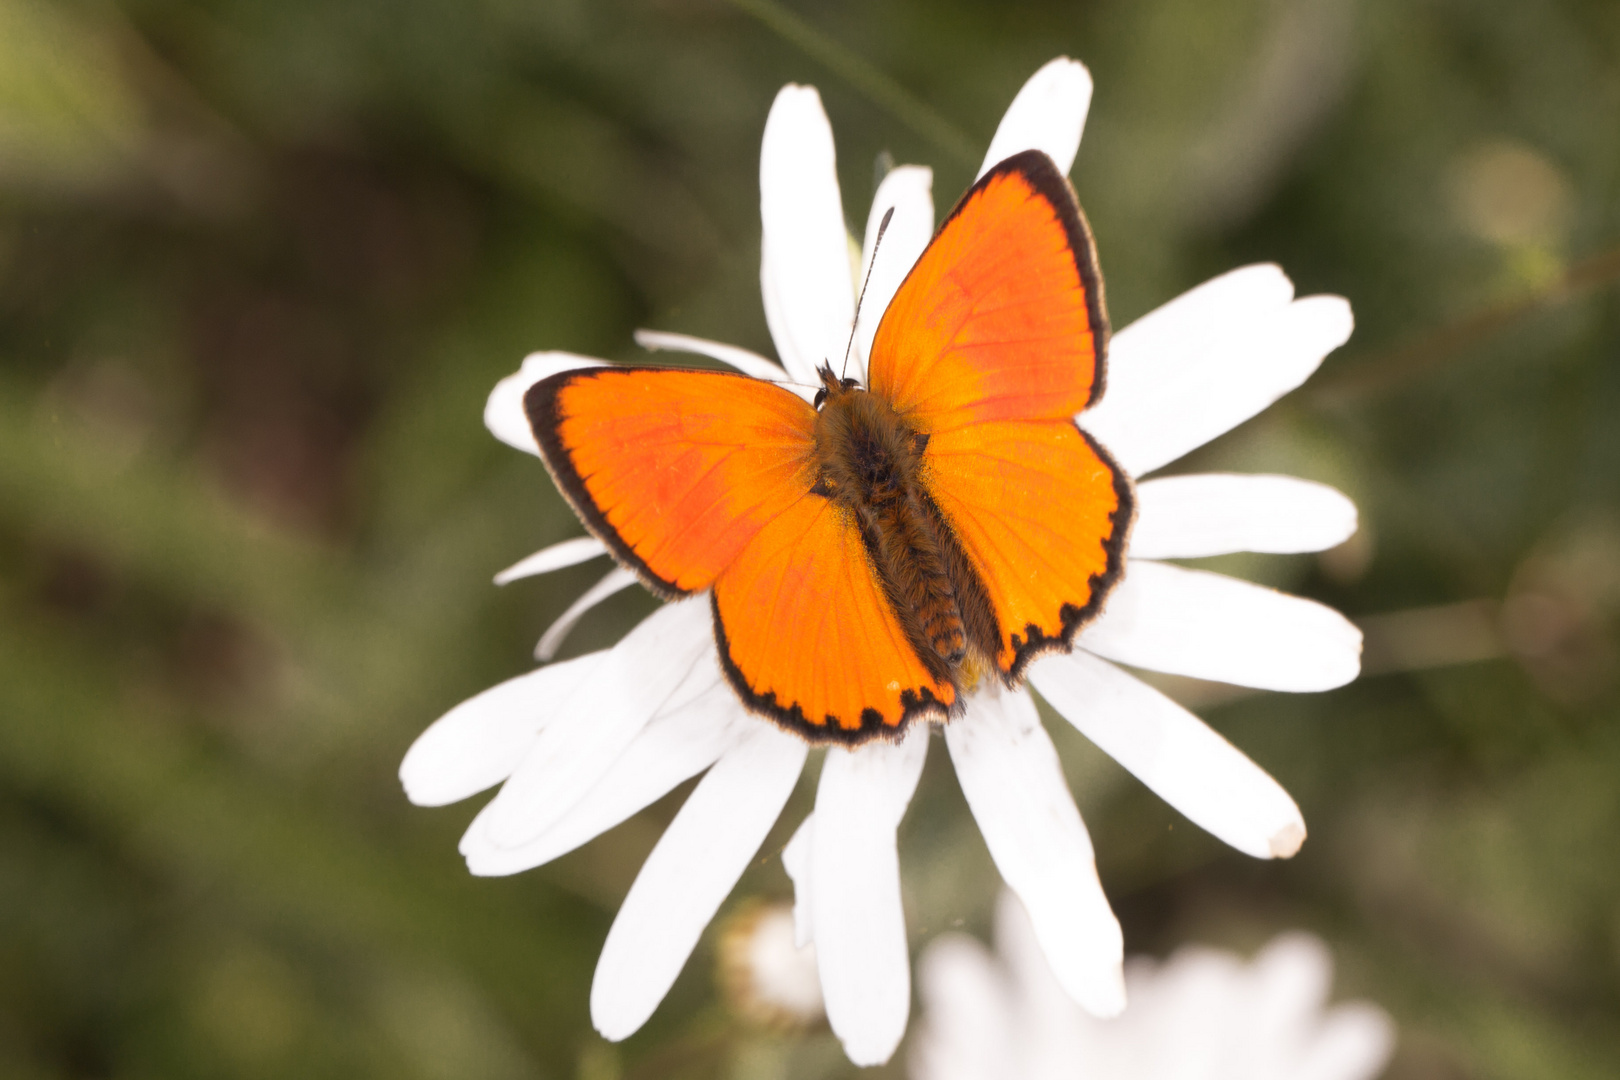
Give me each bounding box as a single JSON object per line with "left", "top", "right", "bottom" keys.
{"left": 716, "top": 901, "right": 825, "bottom": 1030}
{"left": 912, "top": 891, "right": 1396, "bottom": 1080}
{"left": 402, "top": 58, "right": 1362, "bottom": 1067}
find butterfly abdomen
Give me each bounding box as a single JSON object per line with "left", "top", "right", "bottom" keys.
{"left": 812, "top": 376, "right": 983, "bottom": 680}
{"left": 863, "top": 482, "right": 965, "bottom": 669}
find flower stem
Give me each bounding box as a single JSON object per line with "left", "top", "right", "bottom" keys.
{"left": 1310, "top": 242, "right": 1620, "bottom": 407}
{"left": 727, "top": 0, "right": 980, "bottom": 167}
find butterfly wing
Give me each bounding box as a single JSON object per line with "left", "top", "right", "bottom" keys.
{"left": 527, "top": 366, "right": 954, "bottom": 742}
{"left": 712, "top": 494, "right": 955, "bottom": 741}
{"left": 867, "top": 151, "right": 1133, "bottom": 679}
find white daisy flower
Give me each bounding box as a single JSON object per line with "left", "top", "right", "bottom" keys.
{"left": 715, "top": 900, "right": 825, "bottom": 1030}
{"left": 401, "top": 57, "right": 1361, "bottom": 1066}
{"left": 911, "top": 890, "right": 1396, "bottom": 1080}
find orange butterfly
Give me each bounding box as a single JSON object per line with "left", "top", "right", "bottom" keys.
{"left": 526, "top": 150, "right": 1133, "bottom": 744}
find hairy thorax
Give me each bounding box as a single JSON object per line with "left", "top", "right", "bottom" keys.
{"left": 810, "top": 369, "right": 999, "bottom": 687}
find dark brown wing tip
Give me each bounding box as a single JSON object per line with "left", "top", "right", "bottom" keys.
{"left": 964, "top": 149, "right": 1111, "bottom": 411}
{"left": 1002, "top": 422, "right": 1136, "bottom": 684}
{"left": 710, "top": 592, "right": 951, "bottom": 746}
{"left": 522, "top": 368, "right": 689, "bottom": 600}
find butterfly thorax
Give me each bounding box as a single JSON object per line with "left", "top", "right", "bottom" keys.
{"left": 810, "top": 368, "right": 999, "bottom": 687}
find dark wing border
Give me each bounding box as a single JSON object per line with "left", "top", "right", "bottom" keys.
{"left": 711, "top": 593, "right": 954, "bottom": 746}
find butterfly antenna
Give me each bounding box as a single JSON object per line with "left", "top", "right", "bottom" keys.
{"left": 839, "top": 206, "right": 895, "bottom": 381}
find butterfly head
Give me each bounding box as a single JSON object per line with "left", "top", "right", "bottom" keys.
{"left": 812, "top": 363, "right": 862, "bottom": 410}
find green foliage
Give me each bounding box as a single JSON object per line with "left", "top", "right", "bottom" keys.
{"left": 1, "top": 0, "right": 1617, "bottom": 1077}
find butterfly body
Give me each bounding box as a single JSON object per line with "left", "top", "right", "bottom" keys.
{"left": 528, "top": 150, "right": 1132, "bottom": 745}
{"left": 810, "top": 365, "right": 999, "bottom": 688}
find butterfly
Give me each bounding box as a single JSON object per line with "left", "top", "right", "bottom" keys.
{"left": 525, "top": 149, "right": 1133, "bottom": 745}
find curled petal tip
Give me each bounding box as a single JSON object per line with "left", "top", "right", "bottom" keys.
{"left": 1269, "top": 821, "right": 1307, "bottom": 859}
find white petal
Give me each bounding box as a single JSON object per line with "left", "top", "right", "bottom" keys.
{"left": 1083, "top": 266, "right": 1353, "bottom": 476}
{"left": 812, "top": 727, "right": 929, "bottom": 1066}
{"left": 1089, "top": 263, "right": 1294, "bottom": 471}
{"left": 760, "top": 84, "right": 855, "bottom": 385}
{"left": 945, "top": 689, "right": 1125, "bottom": 1017}
{"left": 990, "top": 890, "right": 1095, "bottom": 1060}
{"left": 978, "top": 57, "right": 1094, "bottom": 179}
{"left": 460, "top": 676, "right": 747, "bottom": 876}
{"left": 782, "top": 816, "right": 814, "bottom": 948}
{"left": 1297, "top": 1003, "right": 1397, "bottom": 1080}
{"left": 1251, "top": 932, "right": 1334, "bottom": 1042}
{"left": 590, "top": 724, "right": 807, "bottom": 1041}
{"left": 480, "top": 598, "right": 714, "bottom": 848}
{"left": 1081, "top": 560, "right": 1362, "bottom": 692}
{"left": 1029, "top": 650, "right": 1306, "bottom": 859}
{"left": 485, "top": 351, "right": 607, "bottom": 455}
{"left": 911, "top": 934, "right": 1013, "bottom": 1080}
{"left": 854, "top": 165, "right": 934, "bottom": 378}
{"left": 493, "top": 536, "right": 609, "bottom": 585}
{"left": 400, "top": 651, "right": 607, "bottom": 807}
{"left": 1139, "top": 948, "right": 1251, "bottom": 1069}
{"left": 632, "top": 329, "right": 790, "bottom": 383}
{"left": 534, "top": 566, "right": 640, "bottom": 661}
{"left": 1130, "top": 474, "right": 1359, "bottom": 559}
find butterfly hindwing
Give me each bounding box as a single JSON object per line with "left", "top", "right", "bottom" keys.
{"left": 924, "top": 418, "right": 1131, "bottom": 677}
{"left": 712, "top": 494, "right": 956, "bottom": 741}
{"left": 865, "top": 150, "right": 1132, "bottom": 678}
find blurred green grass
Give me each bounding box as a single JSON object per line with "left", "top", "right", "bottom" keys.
{"left": 2, "top": 0, "right": 1618, "bottom": 1077}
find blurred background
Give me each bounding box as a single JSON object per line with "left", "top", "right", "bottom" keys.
{"left": 1, "top": 0, "right": 1617, "bottom": 1077}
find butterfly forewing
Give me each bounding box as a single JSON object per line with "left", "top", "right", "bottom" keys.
{"left": 867, "top": 149, "right": 1108, "bottom": 429}
{"left": 526, "top": 367, "right": 817, "bottom": 596}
